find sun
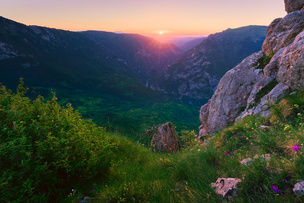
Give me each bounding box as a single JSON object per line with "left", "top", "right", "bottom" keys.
{"left": 159, "top": 31, "right": 164, "bottom": 35}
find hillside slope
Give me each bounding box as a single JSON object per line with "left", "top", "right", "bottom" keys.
{"left": 153, "top": 26, "right": 267, "bottom": 106}
{"left": 0, "top": 16, "right": 179, "bottom": 89}
{"left": 0, "top": 16, "right": 200, "bottom": 137}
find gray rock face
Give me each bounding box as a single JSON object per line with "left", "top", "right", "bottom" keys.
{"left": 277, "top": 31, "right": 304, "bottom": 89}
{"left": 262, "top": 11, "right": 304, "bottom": 55}
{"left": 151, "top": 122, "right": 181, "bottom": 153}
{"left": 199, "top": 0, "right": 304, "bottom": 134}
{"left": 294, "top": 180, "right": 304, "bottom": 197}
{"left": 200, "top": 51, "right": 264, "bottom": 133}
{"left": 285, "top": 0, "right": 304, "bottom": 13}
{"left": 211, "top": 178, "right": 242, "bottom": 199}
{"left": 238, "top": 83, "right": 290, "bottom": 120}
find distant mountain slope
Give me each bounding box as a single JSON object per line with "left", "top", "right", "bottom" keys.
{"left": 179, "top": 37, "right": 206, "bottom": 53}
{"left": 167, "top": 36, "right": 206, "bottom": 53}
{"left": 0, "top": 16, "right": 201, "bottom": 138}
{"left": 0, "top": 16, "right": 179, "bottom": 90}
{"left": 153, "top": 26, "right": 267, "bottom": 106}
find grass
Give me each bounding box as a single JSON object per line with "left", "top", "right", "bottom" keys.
{"left": 65, "top": 89, "right": 304, "bottom": 202}
{"left": 254, "top": 52, "right": 274, "bottom": 70}
{"left": 3, "top": 84, "right": 304, "bottom": 202}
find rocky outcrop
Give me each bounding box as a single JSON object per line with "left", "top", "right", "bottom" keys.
{"left": 151, "top": 122, "right": 181, "bottom": 153}
{"left": 285, "top": 0, "right": 304, "bottom": 13}
{"left": 199, "top": 51, "right": 264, "bottom": 133}
{"left": 277, "top": 31, "right": 304, "bottom": 89}
{"left": 199, "top": 0, "right": 304, "bottom": 134}
{"left": 262, "top": 11, "right": 304, "bottom": 55}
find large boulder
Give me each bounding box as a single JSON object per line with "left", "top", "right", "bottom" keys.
{"left": 199, "top": 51, "right": 264, "bottom": 133}
{"left": 262, "top": 11, "right": 304, "bottom": 55}
{"left": 151, "top": 122, "right": 181, "bottom": 153}
{"left": 285, "top": 0, "right": 304, "bottom": 13}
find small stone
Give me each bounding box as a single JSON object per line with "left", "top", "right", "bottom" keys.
{"left": 255, "top": 154, "right": 271, "bottom": 162}
{"left": 211, "top": 178, "right": 241, "bottom": 199}
{"left": 79, "top": 197, "right": 90, "bottom": 203}
{"left": 240, "top": 158, "right": 253, "bottom": 165}
{"left": 293, "top": 180, "right": 304, "bottom": 197}
{"left": 260, "top": 125, "right": 270, "bottom": 130}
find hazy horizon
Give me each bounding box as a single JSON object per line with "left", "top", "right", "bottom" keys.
{"left": 1, "top": 0, "right": 286, "bottom": 42}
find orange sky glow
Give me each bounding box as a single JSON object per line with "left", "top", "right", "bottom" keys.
{"left": 0, "top": 0, "right": 286, "bottom": 41}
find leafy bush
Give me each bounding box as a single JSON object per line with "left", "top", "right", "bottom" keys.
{"left": 0, "top": 80, "right": 117, "bottom": 202}
{"left": 180, "top": 130, "right": 197, "bottom": 148}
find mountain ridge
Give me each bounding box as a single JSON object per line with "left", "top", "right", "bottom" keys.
{"left": 151, "top": 25, "right": 267, "bottom": 106}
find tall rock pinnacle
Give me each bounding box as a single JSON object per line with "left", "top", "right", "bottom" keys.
{"left": 284, "top": 0, "right": 304, "bottom": 13}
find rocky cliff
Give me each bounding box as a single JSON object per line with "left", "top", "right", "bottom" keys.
{"left": 199, "top": 0, "right": 304, "bottom": 137}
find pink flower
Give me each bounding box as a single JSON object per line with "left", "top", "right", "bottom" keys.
{"left": 224, "top": 152, "right": 228, "bottom": 155}
{"left": 293, "top": 145, "right": 300, "bottom": 151}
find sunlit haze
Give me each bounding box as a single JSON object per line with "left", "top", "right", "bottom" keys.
{"left": 1, "top": 0, "right": 286, "bottom": 42}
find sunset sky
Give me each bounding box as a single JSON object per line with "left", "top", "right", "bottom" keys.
{"left": 1, "top": 0, "right": 286, "bottom": 40}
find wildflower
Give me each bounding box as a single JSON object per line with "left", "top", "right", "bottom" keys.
{"left": 224, "top": 152, "right": 228, "bottom": 155}
{"left": 265, "top": 167, "right": 269, "bottom": 171}
{"left": 246, "top": 137, "right": 249, "bottom": 140}
{"left": 286, "top": 135, "right": 290, "bottom": 138}
{"left": 272, "top": 185, "right": 280, "bottom": 194}
{"left": 294, "top": 104, "right": 299, "bottom": 108}
{"left": 277, "top": 136, "right": 280, "bottom": 139}
{"left": 283, "top": 179, "right": 288, "bottom": 183}
{"left": 91, "top": 190, "right": 94, "bottom": 192}
{"left": 293, "top": 145, "right": 300, "bottom": 151}
{"left": 198, "top": 149, "right": 201, "bottom": 152}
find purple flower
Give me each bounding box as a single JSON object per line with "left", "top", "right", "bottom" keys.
{"left": 265, "top": 167, "right": 269, "bottom": 171}
{"left": 293, "top": 145, "right": 300, "bottom": 151}
{"left": 272, "top": 185, "right": 280, "bottom": 194}
{"left": 277, "top": 136, "right": 280, "bottom": 139}
{"left": 91, "top": 190, "right": 94, "bottom": 192}
{"left": 282, "top": 179, "right": 288, "bottom": 183}
{"left": 224, "top": 152, "right": 228, "bottom": 155}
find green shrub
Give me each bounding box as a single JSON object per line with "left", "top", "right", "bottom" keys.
{"left": 254, "top": 52, "right": 274, "bottom": 70}
{"left": 180, "top": 130, "right": 197, "bottom": 148}
{"left": 0, "top": 81, "right": 117, "bottom": 202}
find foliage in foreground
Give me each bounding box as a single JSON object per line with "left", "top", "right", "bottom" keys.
{"left": 86, "top": 90, "right": 304, "bottom": 202}
{"left": 0, "top": 81, "right": 117, "bottom": 202}
{"left": 3, "top": 82, "right": 304, "bottom": 202}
